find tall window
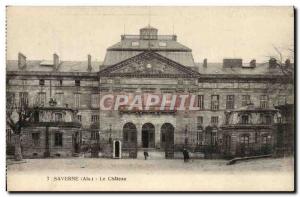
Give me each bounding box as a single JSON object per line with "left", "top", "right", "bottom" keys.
{"left": 241, "top": 115, "right": 249, "bottom": 124}
{"left": 198, "top": 95, "right": 204, "bottom": 110}
{"left": 211, "top": 129, "right": 218, "bottom": 145}
{"left": 211, "top": 116, "right": 219, "bottom": 125}
{"left": 260, "top": 95, "right": 268, "bottom": 109}
{"left": 32, "top": 133, "right": 40, "bottom": 146}
{"left": 38, "top": 92, "right": 46, "bottom": 106}
{"left": 55, "top": 93, "right": 64, "bottom": 106}
{"left": 6, "top": 129, "right": 12, "bottom": 143}
{"left": 77, "top": 115, "right": 82, "bottom": 122}
{"left": 91, "top": 131, "right": 100, "bottom": 140}
{"left": 197, "top": 116, "right": 203, "bottom": 130}
{"left": 7, "top": 92, "right": 15, "bottom": 106}
{"left": 262, "top": 115, "right": 272, "bottom": 125}
{"left": 226, "top": 95, "right": 235, "bottom": 109}
{"left": 211, "top": 95, "right": 219, "bottom": 110}
{"left": 74, "top": 93, "right": 80, "bottom": 108}
{"left": 240, "top": 135, "right": 250, "bottom": 148}
{"left": 54, "top": 132, "right": 63, "bottom": 146}
{"left": 91, "top": 115, "right": 99, "bottom": 123}
{"left": 19, "top": 92, "right": 29, "bottom": 105}
{"left": 196, "top": 131, "right": 202, "bottom": 145}
{"left": 91, "top": 94, "right": 99, "bottom": 108}
{"left": 241, "top": 95, "right": 251, "bottom": 106}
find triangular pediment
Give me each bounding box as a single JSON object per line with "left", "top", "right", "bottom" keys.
{"left": 99, "top": 51, "right": 200, "bottom": 78}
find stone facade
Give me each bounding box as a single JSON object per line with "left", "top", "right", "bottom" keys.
{"left": 6, "top": 26, "right": 294, "bottom": 159}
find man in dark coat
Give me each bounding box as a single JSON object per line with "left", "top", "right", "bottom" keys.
{"left": 183, "top": 148, "right": 189, "bottom": 162}
{"left": 144, "top": 151, "right": 149, "bottom": 160}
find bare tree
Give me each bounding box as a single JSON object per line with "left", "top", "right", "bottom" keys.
{"left": 271, "top": 45, "right": 294, "bottom": 77}
{"left": 6, "top": 94, "right": 39, "bottom": 161}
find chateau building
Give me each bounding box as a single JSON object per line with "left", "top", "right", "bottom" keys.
{"left": 6, "top": 26, "right": 294, "bottom": 159}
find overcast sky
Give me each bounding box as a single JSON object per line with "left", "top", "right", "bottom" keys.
{"left": 6, "top": 6, "right": 294, "bottom": 63}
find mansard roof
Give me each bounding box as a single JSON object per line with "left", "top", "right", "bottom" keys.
{"left": 6, "top": 60, "right": 101, "bottom": 72}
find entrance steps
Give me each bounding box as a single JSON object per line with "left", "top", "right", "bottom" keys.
{"left": 137, "top": 149, "right": 165, "bottom": 160}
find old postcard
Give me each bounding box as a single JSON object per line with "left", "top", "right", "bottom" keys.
{"left": 6, "top": 6, "right": 294, "bottom": 191}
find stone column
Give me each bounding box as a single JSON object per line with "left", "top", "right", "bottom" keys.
{"left": 155, "top": 123, "right": 161, "bottom": 149}
{"left": 137, "top": 123, "right": 142, "bottom": 148}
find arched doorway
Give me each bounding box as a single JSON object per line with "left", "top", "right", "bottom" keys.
{"left": 142, "top": 123, "right": 155, "bottom": 148}
{"left": 113, "top": 140, "right": 121, "bottom": 158}
{"left": 161, "top": 123, "right": 174, "bottom": 159}
{"left": 123, "top": 122, "right": 137, "bottom": 158}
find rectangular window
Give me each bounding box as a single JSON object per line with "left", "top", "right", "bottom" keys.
{"left": 55, "top": 93, "right": 64, "bottom": 106}
{"left": 54, "top": 132, "right": 63, "bottom": 146}
{"left": 198, "top": 95, "right": 204, "bottom": 110}
{"left": 260, "top": 95, "right": 268, "bottom": 109}
{"left": 196, "top": 131, "right": 202, "bottom": 145}
{"left": 91, "top": 115, "right": 99, "bottom": 123}
{"left": 55, "top": 113, "right": 63, "bottom": 122}
{"left": 278, "top": 95, "right": 286, "bottom": 105}
{"left": 197, "top": 116, "right": 203, "bottom": 130}
{"left": 6, "top": 92, "right": 15, "bottom": 106}
{"left": 91, "top": 131, "right": 99, "bottom": 140}
{"left": 211, "top": 95, "right": 219, "bottom": 110}
{"left": 262, "top": 135, "right": 271, "bottom": 144}
{"left": 211, "top": 116, "right": 219, "bottom": 125}
{"left": 59, "top": 80, "right": 63, "bottom": 86}
{"left": 91, "top": 94, "right": 99, "bottom": 108}
{"left": 241, "top": 115, "right": 249, "bottom": 124}
{"left": 38, "top": 92, "right": 46, "bottom": 106}
{"left": 77, "top": 115, "right": 82, "bottom": 122}
{"left": 261, "top": 115, "right": 272, "bottom": 124}
{"left": 212, "top": 130, "right": 218, "bottom": 145}
{"left": 39, "top": 79, "right": 45, "bottom": 86}
{"left": 75, "top": 80, "right": 80, "bottom": 87}
{"left": 6, "top": 129, "right": 12, "bottom": 143}
{"left": 226, "top": 95, "right": 235, "bottom": 109}
{"left": 32, "top": 133, "right": 40, "bottom": 146}
{"left": 74, "top": 93, "right": 80, "bottom": 108}
{"left": 19, "top": 92, "right": 29, "bottom": 106}
{"left": 240, "top": 135, "right": 250, "bottom": 148}
{"left": 242, "top": 95, "right": 251, "bottom": 106}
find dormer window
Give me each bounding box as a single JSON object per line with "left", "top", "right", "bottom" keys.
{"left": 131, "top": 41, "right": 139, "bottom": 46}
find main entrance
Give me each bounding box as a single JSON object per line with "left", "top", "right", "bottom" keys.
{"left": 123, "top": 122, "right": 137, "bottom": 158}
{"left": 142, "top": 123, "right": 155, "bottom": 148}
{"left": 161, "top": 123, "right": 174, "bottom": 158}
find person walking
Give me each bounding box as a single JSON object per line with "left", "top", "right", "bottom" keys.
{"left": 144, "top": 151, "right": 149, "bottom": 160}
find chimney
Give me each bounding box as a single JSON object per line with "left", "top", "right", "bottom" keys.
{"left": 18, "top": 53, "right": 26, "bottom": 70}
{"left": 203, "top": 58, "right": 207, "bottom": 68}
{"left": 249, "top": 59, "right": 256, "bottom": 68}
{"left": 87, "top": 54, "right": 92, "bottom": 72}
{"left": 53, "top": 53, "right": 60, "bottom": 70}
{"left": 269, "top": 58, "right": 277, "bottom": 68}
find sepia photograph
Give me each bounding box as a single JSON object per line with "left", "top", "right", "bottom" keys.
{"left": 5, "top": 6, "right": 295, "bottom": 192}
